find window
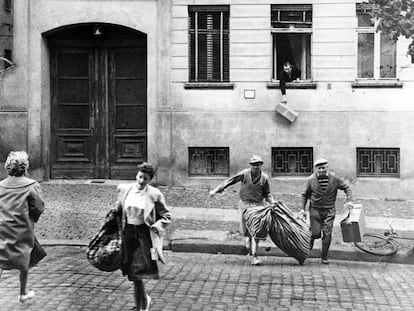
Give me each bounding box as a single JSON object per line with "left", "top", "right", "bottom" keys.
{"left": 357, "top": 148, "right": 400, "bottom": 177}
{"left": 4, "top": 0, "right": 12, "bottom": 11}
{"left": 356, "top": 4, "right": 397, "bottom": 79}
{"left": 189, "top": 147, "right": 229, "bottom": 176}
{"left": 271, "top": 5, "right": 312, "bottom": 80}
{"left": 272, "top": 147, "right": 313, "bottom": 176}
{"left": 2, "top": 49, "right": 12, "bottom": 69}
{"left": 188, "top": 6, "right": 229, "bottom": 83}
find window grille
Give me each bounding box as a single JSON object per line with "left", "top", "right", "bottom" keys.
{"left": 272, "top": 147, "right": 313, "bottom": 176}
{"left": 357, "top": 148, "right": 400, "bottom": 177}
{"left": 271, "top": 5, "right": 312, "bottom": 80}
{"left": 188, "top": 5, "right": 230, "bottom": 83}
{"left": 189, "top": 147, "right": 229, "bottom": 176}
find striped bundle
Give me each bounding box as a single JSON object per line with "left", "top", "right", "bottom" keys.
{"left": 243, "top": 202, "right": 311, "bottom": 264}
{"left": 243, "top": 204, "right": 273, "bottom": 240}
{"left": 268, "top": 202, "right": 311, "bottom": 264}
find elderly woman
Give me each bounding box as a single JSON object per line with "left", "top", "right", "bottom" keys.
{"left": 115, "top": 162, "right": 171, "bottom": 311}
{"left": 0, "top": 151, "right": 45, "bottom": 303}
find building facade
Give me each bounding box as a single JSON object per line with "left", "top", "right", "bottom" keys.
{"left": 1, "top": 0, "right": 414, "bottom": 199}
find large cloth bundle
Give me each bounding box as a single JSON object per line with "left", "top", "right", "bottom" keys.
{"left": 242, "top": 204, "right": 273, "bottom": 240}
{"left": 243, "top": 202, "right": 311, "bottom": 264}
{"left": 87, "top": 209, "right": 123, "bottom": 272}
{"left": 268, "top": 202, "right": 311, "bottom": 264}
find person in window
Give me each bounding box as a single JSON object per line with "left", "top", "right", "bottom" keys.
{"left": 0, "top": 151, "right": 46, "bottom": 304}
{"left": 300, "top": 159, "right": 353, "bottom": 265}
{"left": 210, "top": 155, "right": 276, "bottom": 266}
{"left": 279, "top": 61, "right": 301, "bottom": 103}
{"left": 115, "top": 163, "right": 171, "bottom": 311}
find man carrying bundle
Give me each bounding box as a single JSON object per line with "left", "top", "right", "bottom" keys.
{"left": 301, "top": 159, "right": 353, "bottom": 264}
{"left": 210, "top": 155, "right": 276, "bottom": 266}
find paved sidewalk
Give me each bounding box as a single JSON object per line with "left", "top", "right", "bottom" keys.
{"left": 31, "top": 181, "right": 414, "bottom": 265}
{"left": 39, "top": 206, "right": 414, "bottom": 265}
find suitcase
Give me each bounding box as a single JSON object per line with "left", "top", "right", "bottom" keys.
{"left": 275, "top": 102, "right": 298, "bottom": 122}
{"left": 340, "top": 204, "right": 365, "bottom": 242}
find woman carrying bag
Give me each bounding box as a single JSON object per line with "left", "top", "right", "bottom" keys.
{"left": 115, "top": 162, "right": 171, "bottom": 311}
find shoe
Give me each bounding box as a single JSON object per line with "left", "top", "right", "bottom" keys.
{"left": 321, "top": 259, "right": 329, "bottom": 265}
{"left": 18, "top": 290, "right": 35, "bottom": 303}
{"left": 251, "top": 257, "right": 262, "bottom": 266}
{"left": 141, "top": 294, "right": 151, "bottom": 311}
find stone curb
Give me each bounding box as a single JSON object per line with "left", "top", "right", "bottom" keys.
{"left": 39, "top": 238, "right": 414, "bottom": 265}
{"left": 170, "top": 239, "right": 414, "bottom": 265}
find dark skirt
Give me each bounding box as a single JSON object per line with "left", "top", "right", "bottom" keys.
{"left": 123, "top": 224, "right": 158, "bottom": 281}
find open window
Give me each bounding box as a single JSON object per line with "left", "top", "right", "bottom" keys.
{"left": 271, "top": 5, "right": 312, "bottom": 81}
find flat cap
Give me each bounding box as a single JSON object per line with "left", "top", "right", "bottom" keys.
{"left": 248, "top": 155, "right": 264, "bottom": 164}
{"left": 314, "top": 158, "right": 328, "bottom": 167}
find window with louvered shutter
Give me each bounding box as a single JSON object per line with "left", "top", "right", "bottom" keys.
{"left": 188, "top": 6, "right": 229, "bottom": 83}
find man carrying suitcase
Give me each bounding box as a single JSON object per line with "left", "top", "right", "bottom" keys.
{"left": 300, "top": 159, "right": 353, "bottom": 264}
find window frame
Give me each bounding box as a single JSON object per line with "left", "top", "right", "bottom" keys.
{"left": 271, "top": 4, "right": 313, "bottom": 82}
{"left": 356, "top": 147, "right": 400, "bottom": 178}
{"left": 188, "top": 147, "right": 230, "bottom": 177}
{"left": 271, "top": 147, "right": 314, "bottom": 177}
{"left": 188, "top": 5, "right": 230, "bottom": 84}
{"left": 356, "top": 4, "right": 398, "bottom": 80}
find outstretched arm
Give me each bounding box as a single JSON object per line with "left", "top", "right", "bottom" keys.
{"left": 210, "top": 171, "right": 244, "bottom": 196}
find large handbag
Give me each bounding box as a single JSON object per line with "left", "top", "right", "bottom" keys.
{"left": 86, "top": 208, "right": 123, "bottom": 272}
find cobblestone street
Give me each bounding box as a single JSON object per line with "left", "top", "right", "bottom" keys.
{"left": 1, "top": 247, "right": 414, "bottom": 311}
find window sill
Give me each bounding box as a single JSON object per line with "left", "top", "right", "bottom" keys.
{"left": 267, "top": 81, "right": 317, "bottom": 89}
{"left": 184, "top": 82, "right": 235, "bottom": 89}
{"left": 352, "top": 81, "right": 403, "bottom": 88}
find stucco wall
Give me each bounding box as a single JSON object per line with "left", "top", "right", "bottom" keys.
{"left": 1, "top": 0, "right": 414, "bottom": 200}
{"left": 165, "top": 0, "right": 414, "bottom": 199}
{"left": 0, "top": 0, "right": 163, "bottom": 180}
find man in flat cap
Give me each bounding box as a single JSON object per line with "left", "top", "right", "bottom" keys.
{"left": 210, "top": 155, "right": 276, "bottom": 265}
{"left": 301, "top": 159, "right": 353, "bottom": 264}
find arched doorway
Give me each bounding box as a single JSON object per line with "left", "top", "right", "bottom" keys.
{"left": 47, "top": 24, "right": 147, "bottom": 179}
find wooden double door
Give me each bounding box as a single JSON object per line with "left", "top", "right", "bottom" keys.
{"left": 50, "top": 32, "right": 147, "bottom": 179}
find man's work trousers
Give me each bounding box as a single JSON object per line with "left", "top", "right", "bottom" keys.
{"left": 309, "top": 207, "right": 336, "bottom": 260}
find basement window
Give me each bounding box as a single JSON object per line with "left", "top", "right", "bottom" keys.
{"left": 272, "top": 147, "right": 313, "bottom": 176}
{"left": 357, "top": 148, "right": 400, "bottom": 177}
{"left": 189, "top": 147, "right": 229, "bottom": 176}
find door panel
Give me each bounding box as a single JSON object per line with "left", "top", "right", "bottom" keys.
{"left": 51, "top": 48, "right": 97, "bottom": 178}
{"left": 50, "top": 38, "right": 147, "bottom": 179}
{"left": 108, "top": 46, "right": 147, "bottom": 179}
